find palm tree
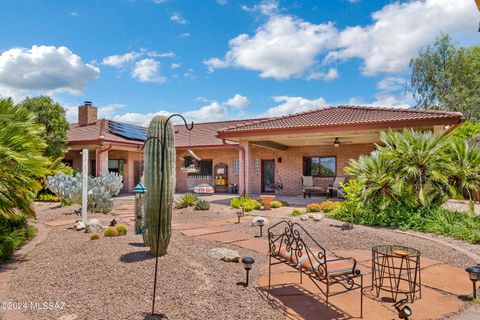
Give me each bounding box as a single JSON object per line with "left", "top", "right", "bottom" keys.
{"left": 449, "top": 139, "right": 480, "bottom": 214}
{"left": 0, "top": 98, "right": 50, "bottom": 218}
{"left": 379, "top": 129, "right": 454, "bottom": 208}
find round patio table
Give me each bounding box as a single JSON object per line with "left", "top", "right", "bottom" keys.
{"left": 371, "top": 245, "right": 421, "bottom": 302}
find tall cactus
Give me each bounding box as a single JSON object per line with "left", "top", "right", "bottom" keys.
{"left": 144, "top": 116, "right": 175, "bottom": 256}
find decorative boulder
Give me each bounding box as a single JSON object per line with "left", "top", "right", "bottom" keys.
{"left": 208, "top": 248, "right": 241, "bottom": 262}
{"left": 85, "top": 223, "right": 104, "bottom": 234}
{"left": 252, "top": 216, "right": 268, "bottom": 226}
{"left": 74, "top": 221, "right": 86, "bottom": 231}
{"left": 307, "top": 212, "right": 315, "bottom": 219}
{"left": 313, "top": 214, "right": 324, "bottom": 221}
{"left": 300, "top": 215, "right": 309, "bottom": 221}
{"left": 88, "top": 218, "right": 101, "bottom": 225}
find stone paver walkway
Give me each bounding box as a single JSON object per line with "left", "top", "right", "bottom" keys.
{"left": 174, "top": 218, "right": 480, "bottom": 320}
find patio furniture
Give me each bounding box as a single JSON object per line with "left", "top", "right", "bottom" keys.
{"left": 260, "top": 194, "right": 275, "bottom": 210}
{"left": 268, "top": 220, "right": 363, "bottom": 318}
{"left": 302, "top": 176, "right": 326, "bottom": 199}
{"left": 372, "top": 245, "right": 421, "bottom": 302}
{"left": 328, "top": 176, "right": 346, "bottom": 199}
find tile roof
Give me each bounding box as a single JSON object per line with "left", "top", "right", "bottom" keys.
{"left": 67, "top": 118, "right": 262, "bottom": 147}
{"left": 217, "top": 106, "right": 464, "bottom": 134}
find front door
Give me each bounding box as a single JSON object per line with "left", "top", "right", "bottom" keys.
{"left": 261, "top": 159, "right": 275, "bottom": 193}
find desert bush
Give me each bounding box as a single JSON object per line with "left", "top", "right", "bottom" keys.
{"left": 317, "top": 201, "right": 341, "bottom": 212}
{"left": 291, "top": 209, "right": 303, "bottom": 216}
{"left": 243, "top": 199, "right": 261, "bottom": 212}
{"left": 280, "top": 200, "right": 289, "bottom": 207}
{"left": 46, "top": 172, "right": 123, "bottom": 213}
{"left": 116, "top": 224, "right": 128, "bottom": 236}
{"left": 104, "top": 227, "right": 119, "bottom": 237}
{"left": 230, "top": 196, "right": 252, "bottom": 209}
{"left": 306, "top": 203, "right": 322, "bottom": 213}
{"left": 270, "top": 200, "right": 282, "bottom": 208}
{"left": 194, "top": 199, "right": 210, "bottom": 210}
{"left": 1, "top": 237, "right": 15, "bottom": 261}
{"left": 90, "top": 234, "right": 100, "bottom": 240}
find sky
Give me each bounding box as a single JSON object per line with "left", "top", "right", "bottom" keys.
{"left": 0, "top": 0, "right": 478, "bottom": 126}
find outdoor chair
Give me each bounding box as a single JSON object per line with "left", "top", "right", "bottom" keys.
{"left": 301, "top": 176, "right": 325, "bottom": 199}
{"left": 328, "top": 177, "right": 346, "bottom": 199}
{"left": 268, "top": 220, "right": 363, "bottom": 318}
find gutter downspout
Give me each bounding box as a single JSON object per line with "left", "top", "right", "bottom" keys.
{"left": 222, "top": 139, "right": 246, "bottom": 196}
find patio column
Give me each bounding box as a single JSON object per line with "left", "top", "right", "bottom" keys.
{"left": 239, "top": 140, "right": 253, "bottom": 196}
{"left": 96, "top": 146, "right": 109, "bottom": 176}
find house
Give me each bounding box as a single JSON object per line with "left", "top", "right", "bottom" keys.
{"left": 65, "top": 101, "right": 464, "bottom": 195}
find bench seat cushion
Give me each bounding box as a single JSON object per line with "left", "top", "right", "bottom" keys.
{"left": 274, "top": 247, "right": 354, "bottom": 277}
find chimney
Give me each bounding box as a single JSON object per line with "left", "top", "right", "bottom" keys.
{"left": 78, "top": 101, "right": 98, "bottom": 126}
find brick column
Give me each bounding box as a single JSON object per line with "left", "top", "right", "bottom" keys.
{"left": 239, "top": 140, "right": 253, "bottom": 196}
{"left": 96, "top": 147, "right": 109, "bottom": 176}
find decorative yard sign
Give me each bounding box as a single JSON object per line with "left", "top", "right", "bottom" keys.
{"left": 81, "top": 149, "right": 89, "bottom": 224}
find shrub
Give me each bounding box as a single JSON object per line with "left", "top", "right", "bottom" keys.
{"left": 35, "top": 192, "right": 59, "bottom": 202}
{"left": 1, "top": 237, "right": 15, "bottom": 261}
{"left": 116, "top": 224, "right": 128, "bottom": 236}
{"left": 243, "top": 199, "right": 261, "bottom": 212}
{"left": 317, "top": 201, "right": 341, "bottom": 213}
{"left": 90, "top": 233, "right": 100, "bottom": 240}
{"left": 230, "top": 196, "right": 252, "bottom": 209}
{"left": 306, "top": 203, "right": 322, "bottom": 213}
{"left": 177, "top": 193, "right": 197, "bottom": 207}
{"left": 291, "top": 209, "right": 303, "bottom": 216}
{"left": 104, "top": 227, "right": 118, "bottom": 237}
{"left": 280, "top": 200, "right": 289, "bottom": 207}
{"left": 194, "top": 199, "right": 210, "bottom": 210}
{"left": 270, "top": 200, "right": 282, "bottom": 208}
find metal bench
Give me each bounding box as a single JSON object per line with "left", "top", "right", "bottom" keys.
{"left": 268, "top": 220, "right": 363, "bottom": 318}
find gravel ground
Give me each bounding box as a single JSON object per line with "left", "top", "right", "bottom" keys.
{"left": 32, "top": 202, "right": 118, "bottom": 223}
{"left": 9, "top": 201, "right": 480, "bottom": 320}
{"left": 11, "top": 204, "right": 280, "bottom": 320}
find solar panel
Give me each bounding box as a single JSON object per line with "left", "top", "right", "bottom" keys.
{"left": 108, "top": 120, "right": 147, "bottom": 141}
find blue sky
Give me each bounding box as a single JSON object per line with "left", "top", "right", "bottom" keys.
{"left": 0, "top": 0, "right": 478, "bottom": 125}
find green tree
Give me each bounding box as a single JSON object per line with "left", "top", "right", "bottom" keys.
{"left": 0, "top": 98, "right": 51, "bottom": 217}
{"left": 409, "top": 33, "right": 480, "bottom": 121}
{"left": 18, "top": 96, "right": 69, "bottom": 159}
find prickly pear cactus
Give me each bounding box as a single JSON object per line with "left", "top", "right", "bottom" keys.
{"left": 144, "top": 116, "right": 175, "bottom": 256}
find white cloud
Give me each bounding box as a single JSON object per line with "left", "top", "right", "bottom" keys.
{"left": 183, "top": 68, "right": 195, "bottom": 79}
{"left": 183, "top": 102, "right": 229, "bottom": 122}
{"left": 326, "top": 0, "right": 478, "bottom": 75}
{"left": 205, "top": 15, "right": 337, "bottom": 79}
{"left": 0, "top": 45, "right": 99, "bottom": 96}
{"left": 112, "top": 111, "right": 171, "bottom": 127}
{"left": 102, "top": 51, "right": 141, "bottom": 68}
{"left": 131, "top": 59, "right": 166, "bottom": 83}
{"left": 153, "top": 0, "right": 166, "bottom": 3}
{"left": 377, "top": 77, "right": 406, "bottom": 92}
{"left": 170, "top": 63, "right": 181, "bottom": 69}
{"left": 348, "top": 92, "right": 414, "bottom": 109}
{"left": 170, "top": 13, "right": 187, "bottom": 25}
{"left": 147, "top": 51, "right": 175, "bottom": 58}
{"left": 264, "top": 96, "right": 328, "bottom": 116}
{"left": 225, "top": 94, "right": 250, "bottom": 109}
{"left": 306, "top": 68, "right": 338, "bottom": 81}
{"left": 241, "top": 0, "right": 279, "bottom": 16}
{"left": 69, "top": 12, "right": 79, "bottom": 17}
{"left": 179, "top": 32, "right": 191, "bottom": 38}
{"left": 217, "top": 0, "right": 227, "bottom": 5}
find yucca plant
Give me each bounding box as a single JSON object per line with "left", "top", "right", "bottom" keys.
{"left": 0, "top": 98, "right": 50, "bottom": 218}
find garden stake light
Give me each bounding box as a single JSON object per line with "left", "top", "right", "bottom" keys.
{"left": 465, "top": 265, "right": 480, "bottom": 299}
{"left": 393, "top": 299, "right": 412, "bottom": 320}
{"left": 256, "top": 219, "right": 264, "bottom": 237}
{"left": 138, "top": 114, "right": 194, "bottom": 317}
{"left": 240, "top": 256, "right": 255, "bottom": 287}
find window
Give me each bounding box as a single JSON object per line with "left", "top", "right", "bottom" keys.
{"left": 108, "top": 159, "right": 125, "bottom": 175}
{"left": 189, "top": 160, "right": 212, "bottom": 176}
{"left": 303, "top": 157, "right": 336, "bottom": 177}
{"left": 233, "top": 159, "right": 240, "bottom": 176}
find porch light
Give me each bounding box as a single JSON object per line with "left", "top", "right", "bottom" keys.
{"left": 134, "top": 183, "right": 147, "bottom": 235}
{"left": 333, "top": 137, "right": 341, "bottom": 147}
{"left": 465, "top": 265, "right": 480, "bottom": 299}
{"left": 241, "top": 256, "right": 255, "bottom": 287}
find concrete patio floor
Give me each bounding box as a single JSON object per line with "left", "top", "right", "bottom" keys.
{"left": 112, "top": 195, "right": 479, "bottom": 320}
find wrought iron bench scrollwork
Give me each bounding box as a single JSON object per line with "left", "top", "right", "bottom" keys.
{"left": 267, "top": 220, "right": 363, "bottom": 318}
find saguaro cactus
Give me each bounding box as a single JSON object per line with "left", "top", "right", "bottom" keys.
{"left": 144, "top": 116, "right": 176, "bottom": 256}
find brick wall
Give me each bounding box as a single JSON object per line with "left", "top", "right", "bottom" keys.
{"left": 248, "top": 143, "right": 374, "bottom": 195}
{"left": 78, "top": 106, "right": 97, "bottom": 126}
{"left": 175, "top": 148, "right": 240, "bottom": 193}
